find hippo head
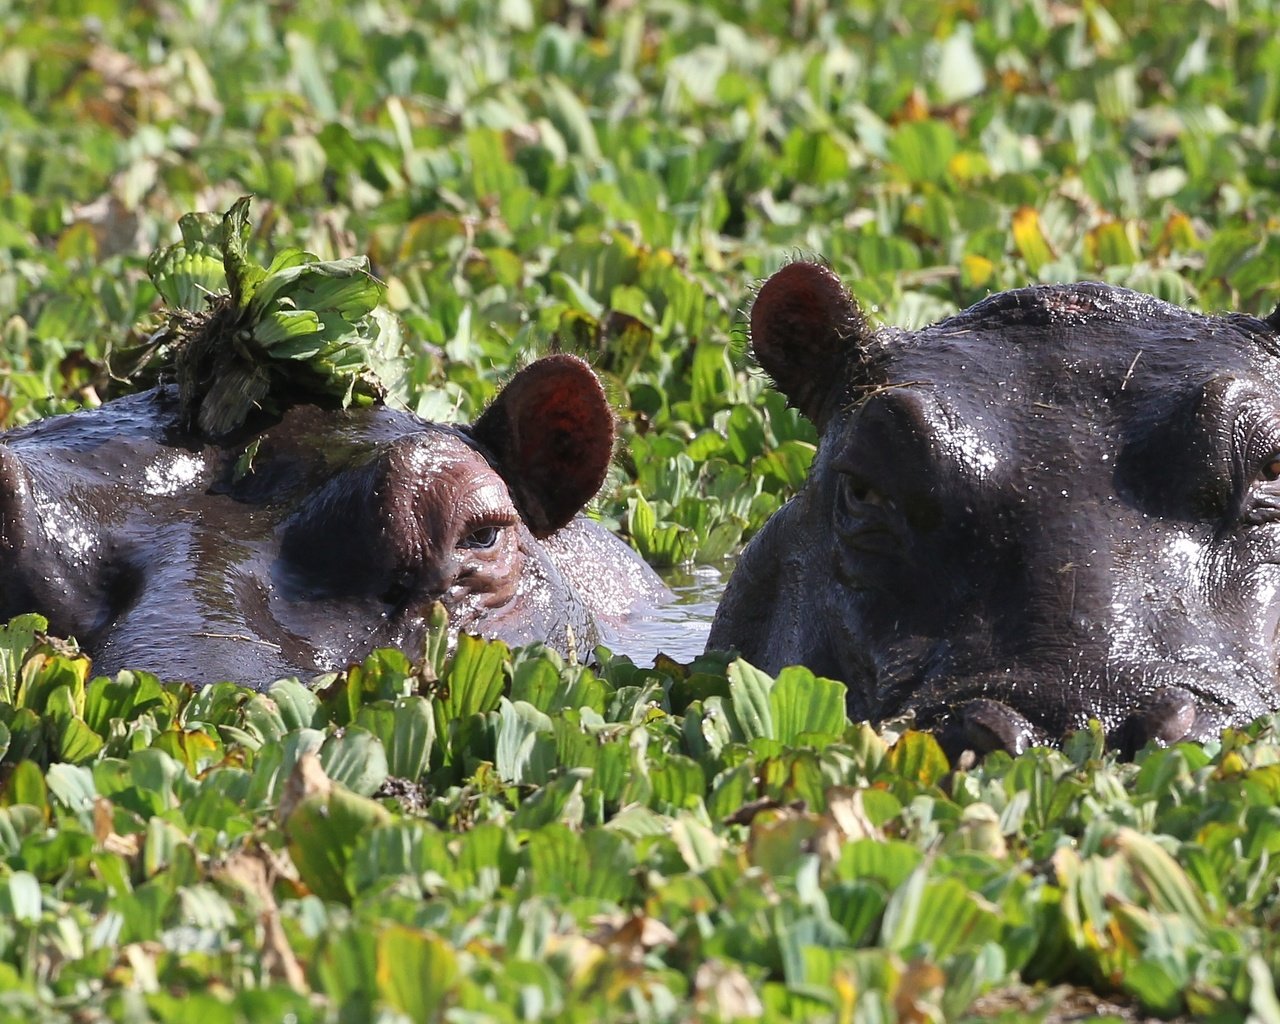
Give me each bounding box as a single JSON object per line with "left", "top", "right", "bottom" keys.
{"left": 709, "top": 261, "right": 1280, "bottom": 756}
{"left": 0, "top": 355, "right": 665, "bottom": 686}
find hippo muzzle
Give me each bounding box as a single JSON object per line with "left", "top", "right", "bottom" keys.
{"left": 905, "top": 665, "right": 1270, "bottom": 760}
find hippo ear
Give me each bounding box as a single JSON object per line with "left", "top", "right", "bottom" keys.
{"left": 751, "top": 261, "right": 880, "bottom": 430}
{"left": 469, "top": 354, "right": 615, "bottom": 538}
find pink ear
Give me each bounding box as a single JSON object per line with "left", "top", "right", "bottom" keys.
{"left": 751, "top": 261, "right": 877, "bottom": 430}
{"left": 469, "top": 355, "right": 614, "bottom": 538}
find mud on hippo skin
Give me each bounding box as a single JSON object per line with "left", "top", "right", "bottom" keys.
{"left": 0, "top": 354, "right": 668, "bottom": 687}
{"left": 708, "top": 260, "right": 1280, "bottom": 757}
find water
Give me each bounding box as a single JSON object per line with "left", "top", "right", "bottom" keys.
{"left": 600, "top": 561, "right": 732, "bottom": 666}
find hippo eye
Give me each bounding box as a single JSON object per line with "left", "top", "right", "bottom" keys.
{"left": 851, "top": 483, "right": 886, "bottom": 507}
{"left": 839, "top": 474, "right": 890, "bottom": 512}
{"left": 459, "top": 524, "right": 502, "bottom": 550}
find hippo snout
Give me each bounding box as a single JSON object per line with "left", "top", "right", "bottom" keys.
{"left": 926, "top": 693, "right": 1200, "bottom": 761}
{"left": 908, "top": 668, "right": 1261, "bottom": 760}
{"left": 930, "top": 699, "right": 1045, "bottom": 760}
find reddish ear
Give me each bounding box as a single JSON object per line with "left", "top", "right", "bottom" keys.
{"left": 751, "top": 261, "right": 878, "bottom": 430}
{"left": 469, "top": 355, "right": 614, "bottom": 537}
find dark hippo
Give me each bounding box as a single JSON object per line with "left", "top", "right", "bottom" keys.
{"left": 0, "top": 355, "right": 668, "bottom": 686}
{"left": 709, "top": 261, "right": 1280, "bottom": 755}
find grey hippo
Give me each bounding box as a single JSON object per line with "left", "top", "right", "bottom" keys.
{"left": 0, "top": 354, "right": 667, "bottom": 686}
{"left": 709, "top": 260, "right": 1280, "bottom": 756}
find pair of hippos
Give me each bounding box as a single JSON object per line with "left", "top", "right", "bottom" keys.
{"left": 5, "top": 262, "right": 1280, "bottom": 756}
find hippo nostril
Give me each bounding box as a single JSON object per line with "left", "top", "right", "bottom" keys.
{"left": 1143, "top": 687, "right": 1199, "bottom": 743}
{"left": 89, "top": 557, "right": 145, "bottom": 642}
{"left": 936, "top": 698, "right": 1042, "bottom": 761}
{"left": 1114, "top": 686, "right": 1198, "bottom": 755}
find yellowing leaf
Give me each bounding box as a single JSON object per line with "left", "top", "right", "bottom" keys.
{"left": 887, "top": 730, "right": 949, "bottom": 785}
{"left": 1011, "top": 206, "right": 1055, "bottom": 276}
{"left": 1156, "top": 212, "right": 1200, "bottom": 255}
{"left": 962, "top": 253, "right": 995, "bottom": 289}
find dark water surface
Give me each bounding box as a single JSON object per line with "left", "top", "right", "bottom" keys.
{"left": 600, "top": 561, "right": 732, "bottom": 666}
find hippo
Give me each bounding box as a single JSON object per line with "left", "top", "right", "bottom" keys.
{"left": 709, "top": 260, "right": 1280, "bottom": 756}
{"left": 0, "top": 354, "right": 668, "bottom": 686}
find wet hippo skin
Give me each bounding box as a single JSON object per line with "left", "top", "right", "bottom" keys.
{"left": 0, "top": 355, "right": 668, "bottom": 687}
{"left": 708, "top": 261, "right": 1280, "bottom": 756}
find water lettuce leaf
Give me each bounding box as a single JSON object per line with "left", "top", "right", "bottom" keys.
{"left": 144, "top": 197, "right": 400, "bottom": 437}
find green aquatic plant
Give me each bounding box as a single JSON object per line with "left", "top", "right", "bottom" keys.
{"left": 142, "top": 197, "right": 406, "bottom": 437}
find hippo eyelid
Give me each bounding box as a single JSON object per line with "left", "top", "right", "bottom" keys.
{"left": 455, "top": 500, "right": 520, "bottom": 550}
{"left": 1243, "top": 454, "right": 1280, "bottom": 525}
{"left": 1232, "top": 414, "right": 1280, "bottom": 523}
{"left": 1233, "top": 406, "right": 1280, "bottom": 485}
{"left": 453, "top": 479, "right": 519, "bottom": 537}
